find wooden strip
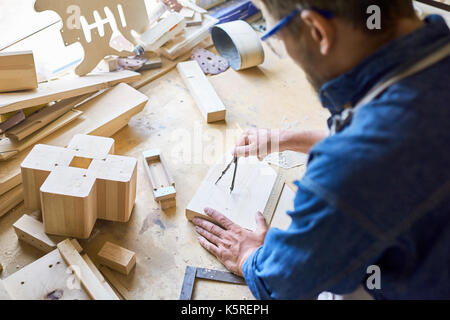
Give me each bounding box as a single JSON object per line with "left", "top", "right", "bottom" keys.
{"left": 0, "top": 111, "right": 25, "bottom": 134}
{"left": 99, "top": 266, "right": 131, "bottom": 300}
{"left": 0, "top": 109, "right": 83, "bottom": 161}
{"left": 57, "top": 239, "right": 113, "bottom": 300}
{"left": 0, "top": 184, "right": 23, "bottom": 217}
{"left": 13, "top": 214, "right": 57, "bottom": 253}
{"left": 83, "top": 254, "right": 120, "bottom": 300}
{"left": 177, "top": 60, "right": 226, "bottom": 123}
{"left": 0, "top": 174, "right": 20, "bottom": 196}
{"left": 0, "top": 280, "right": 12, "bottom": 300}
{"left": 6, "top": 94, "right": 91, "bottom": 141}
{"left": 0, "top": 70, "right": 140, "bottom": 115}
{"left": 0, "top": 83, "right": 148, "bottom": 199}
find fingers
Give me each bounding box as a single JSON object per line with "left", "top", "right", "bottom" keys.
{"left": 233, "top": 145, "right": 253, "bottom": 158}
{"left": 205, "top": 207, "right": 235, "bottom": 230}
{"left": 255, "top": 211, "right": 269, "bottom": 232}
{"left": 192, "top": 217, "right": 225, "bottom": 237}
{"left": 197, "top": 235, "right": 220, "bottom": 256}
{"left": 195, "top": 226, "right": 222, "bottom": 246}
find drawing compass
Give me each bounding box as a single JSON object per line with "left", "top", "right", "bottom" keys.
{"left": 215, "top": 156, "right": 239, "bottom": 193}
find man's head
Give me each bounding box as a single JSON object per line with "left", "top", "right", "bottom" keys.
{"left": 254, "top": 0, "right": 420, "bottom": 92}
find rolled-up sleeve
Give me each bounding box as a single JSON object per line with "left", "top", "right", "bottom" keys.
{"left": 242, "top": 181, "right": 380, "bottom": 300}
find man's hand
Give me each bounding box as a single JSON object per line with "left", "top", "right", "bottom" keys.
{"left": 192, "top": 208, "right": 268, "bottom": 277}
{"left": 233, "top": 128, "right": 282, "bottom": 161}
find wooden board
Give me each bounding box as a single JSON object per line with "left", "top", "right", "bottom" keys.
{"left": 13, "top": 213, "right": 58, "bottom": 253}
{"left": 57, "top": 239, "right": 113, "bottom": 300}
{"left": 6, "top": 94, "right": 92, "bottom": 141}
{"left": 0, "top": 184, "right": 24, "bottom": 218}
{"left": 0, "top": 109, "right": 83, "bottom": 161}
{"left": 97, "top": 241, "right": 136, "bottom": 275}
{"left": 177, "top": 60, "right": 226, "bottom": 123}
{"left": 0, "top": 51, "right": 38, "bottom": 93}
{"left": 0, "top": 70, "right": 140, "bottom": 115}
{"left": 2, "top": 248, "right": 90, "bottom": 300}
{"left": 0, "top": 83, "right": 148, "bottom": 203}
{"left": 186, "top": 155, "right": 278, "bottom": 231}
{"left": 99, "top": 266, "right": 131, "bottom": 300}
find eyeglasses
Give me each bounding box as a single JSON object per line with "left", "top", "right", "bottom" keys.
{"left": 261, "top": 8, "right": 335, "bottom": 41}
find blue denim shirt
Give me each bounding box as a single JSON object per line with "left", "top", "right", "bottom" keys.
{"left": 242, "top": 15, "right": 450, "bottom": 300}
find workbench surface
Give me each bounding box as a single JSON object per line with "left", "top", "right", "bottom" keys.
{"left": 0, "top": 1, "right": 330, "bottom": 300}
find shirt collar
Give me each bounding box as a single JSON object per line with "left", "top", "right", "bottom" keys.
{"left": 319, "top": 15, "right": 450, "bottom": 115}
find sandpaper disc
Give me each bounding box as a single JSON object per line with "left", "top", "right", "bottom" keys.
{"left": 118, "top": 56, "right": 148, "bottom": 71}
{"left": 191, "top": 47, "right": 230, "bottom": 75}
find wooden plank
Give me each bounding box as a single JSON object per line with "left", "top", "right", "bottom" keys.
{"left": 0, "top": 280, "right": 12, "bottom": 300}
{"left": 186, "top": 155, "right": 278, "bottom": 231}
{"left": 177, "top": 60, "right": 226, "bottom": 123}
{"left": 0, "top": 83, "right": 148, "bottom": 202}
{"left": 2, "top": 249, "right": 90, "bottom": 300}
{"left": 97, "top": 242, "right": 136, "bottom": 275}
{"left": 13, "top": 213, "right": 58, "bottom": 253}
{"left": 0, "top": 51, "right": 38, "bottom": 93}
{"left": 6, "top": 94, "right": 92, "bottom": 141}
{"left": 99, "top": 266, "right": 131, "bottom": 300}
{"left": 0, "top": 70, "right": 140, "bottom": 115}
{"left": 0, "top": 184, "right": 23, "bottom": 218}
{"left": 82, "top": 254, "right": 120, "bottom": 300}
{"left": 0, "top": 110, "right": 25, "bottom": 134}
{"left": 57, "top": 239, "right": 113, "bottom": 300}
{"left": 0, "top": 109, "right": 83, "bottom": 161}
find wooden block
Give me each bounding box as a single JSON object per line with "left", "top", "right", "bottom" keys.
{"left": 13, "top": 214, "right": 57, "bottom": 253}
{"left": 40, "top": 167, "right": 98, "bottom": 239}
{"left": 0, "top": 82, "right": 147, "bottom": 204}
{"left": 0, "top": 70, "right": 140, "bottom": 115}
{"left": 186, "top": 155, "right": 277, "bottom": 231}
{"left": 143, "top": 149, "right": 176, "bottom": 209}
{"left": 82, "top": 254, "right": 120, "bottom": 300}
{"left": 0, "top": 51, "right": 38, "bottom": 93}
{"left": 71, "top": 239, "right": 84, "bottom": 253}
{"left": 177, "top": 60, "right": 226, "bottom": 123}
{"left": 138, "top": 12, "right": 186, "bottom": 51}
{"left": 6, "top": 94, "right": 91, "bottom": 141}
{"left": 57, "top": 239, "right": 113, "bottom": 300}
{"left": 21, "top": 144, "right": 76, "bottom": 211}
{"left": 0, "top": 184, "right": 23, "bottom": 218}
{"left": 97, "top": 241, "right": 136, "bottom": 275}
{"left": 0, "top": 109, "right": 83, "bottom": 161}
{"left": 88, "top": 155, "right": 137, "bottom": 222}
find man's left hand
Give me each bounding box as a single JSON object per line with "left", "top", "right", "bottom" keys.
{"left": 192, "top": 207, "right": 268, "bottom": 277}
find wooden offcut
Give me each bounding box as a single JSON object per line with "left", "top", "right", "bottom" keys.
{"left": 98, "top": 242, "right": 136, "bottom": 275}
{"left": 0, "top": 70, "right": 140, "bottom": 115}
{"left": 186, "top": 155, "right": 278, "bottom": 231}
{"left": 0, "top": 184, "right": 24, "bottom": 218}
{"left": 177, "top": 60, "right": 226, "bottom": 123}
{"left": 0, "top": 51, "right": 38, "bottom": 93}
{"left": 13, "top": 214, "right": 58, "bottom": 253}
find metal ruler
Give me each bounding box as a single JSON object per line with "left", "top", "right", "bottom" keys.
{"left": 262, "top": 171, "right": 286, "bottom": 226}
{"left": 180, "top": 266, "right": 246, "bottom": 300}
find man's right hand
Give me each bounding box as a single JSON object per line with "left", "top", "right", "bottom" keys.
{"left": 232, "top": 128, "right": 328, "bottom": 160}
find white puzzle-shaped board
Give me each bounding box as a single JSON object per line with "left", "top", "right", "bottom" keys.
{"left": 34, "top": 0, "right": 150, "bottom": 76}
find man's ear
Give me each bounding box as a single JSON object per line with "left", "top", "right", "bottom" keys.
{"left": 301, "top": 10, "right": 335, "bottom": 55}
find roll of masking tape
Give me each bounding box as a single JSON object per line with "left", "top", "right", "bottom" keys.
{"left": 211, "top": 20, "right": 265, "bottom": 71}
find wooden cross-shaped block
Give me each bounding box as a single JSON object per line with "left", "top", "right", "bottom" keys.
{"left": 21, "top": 134, "right": 137, "bottom": 239}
